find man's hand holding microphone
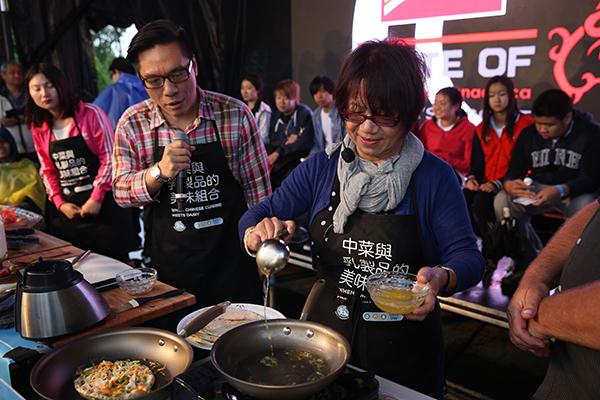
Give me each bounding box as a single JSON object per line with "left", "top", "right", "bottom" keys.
{"left": 146, "top": 133, "right": 196, "bottom": 199}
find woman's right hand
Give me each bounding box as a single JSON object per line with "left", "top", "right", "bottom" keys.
{"left": 245, "top": 217, "right": 296, "bottom": 252}
{"left": 59, "top": 202, "right": 81, "bottom": 219}
{"left": 464, "top": 178, "right": 479, "bottom": 191}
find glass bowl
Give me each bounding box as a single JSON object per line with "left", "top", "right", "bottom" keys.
{"left": 366, "top": 272, "right": 430, "bottom": 315}
{"left": 115, "top": 268, "right": 157, "bottom": 295}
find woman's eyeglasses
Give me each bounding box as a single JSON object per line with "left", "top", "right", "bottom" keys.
{"left": 341, "top": 112, "right": 400, "bottom": 127}
{"left": 140, "top": 60, "right": 193, "bottom": 89}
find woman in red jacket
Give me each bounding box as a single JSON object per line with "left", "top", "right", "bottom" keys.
{"left": 418, "top": 87, "right": 476, "bottom": 177}
{"left": 25, "top": 63, "right": 136, "bottom": 261}
{"left": 464, "top": 75, "right": 533, "bottom": 285}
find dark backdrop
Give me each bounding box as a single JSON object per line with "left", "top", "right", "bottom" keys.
{"left": 5, "top": 0, "right": 292, "bottom": 102}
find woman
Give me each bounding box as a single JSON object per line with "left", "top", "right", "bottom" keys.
{"left": 240, "top": 74, "right": 272, "bottom": 145}
{"left": 418, "top": 87, "right": 476, "bottom": 177}
{"left": 464, "top": 76, "right": 533, "bottom": 284}
{"left": 0, "top": 127, "right": 45, "bottom": 214}
{"left": 25, "top": 63, "right": 136, "bottom": 262}
{"left": 239, "top": 40, "right": 483, "bottom": 399}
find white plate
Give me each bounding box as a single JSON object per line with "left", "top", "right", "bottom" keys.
{"left": 178, "top": 303, "right": 286, "bottom": 350}
{"left": 69, "top": 253, "right": 132, "bottom": 284}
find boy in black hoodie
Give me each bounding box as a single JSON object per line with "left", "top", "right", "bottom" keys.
{"left": 494, "top": 89, "right": 600, "bottom": 289}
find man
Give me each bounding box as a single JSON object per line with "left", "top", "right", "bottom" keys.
{"left": 494, "top": 89, "right": 600, "bottom": 290}
{"left": 112, "top": 20, "right": 271, "bottom": 306}
{"left": 508, "top": 199, "right": 600, "bottom": 399}
{"left": 0, "top": 61, "right": 36, "bottom": 161}
{"left": 267, "top": 79, "right": 314, "bottom": 188}
{"left": 309, "top": 75, "right": 344, "bottom": 155}
{"left": 93, "top": 57, "right": 148, "bottom": 129}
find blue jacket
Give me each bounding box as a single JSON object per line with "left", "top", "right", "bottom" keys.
{"left": 239, "top": 149, "right": 484, "bottom": 293}
{"left": 93, "top": 73, "right": 148, "bottom": 129}
{"left": 310, "top": 105, "right": 344, "bottom": 155}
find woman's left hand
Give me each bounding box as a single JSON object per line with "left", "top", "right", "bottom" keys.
{"left": 404, "top": 267, "right": 447, "bottom": 321}
{"left": 80, "top": 199, "right": 102, "bottom": 217}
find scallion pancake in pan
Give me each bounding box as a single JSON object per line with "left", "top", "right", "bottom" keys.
{"left": 74, "top": 360, "right": 155, "bottom": 400}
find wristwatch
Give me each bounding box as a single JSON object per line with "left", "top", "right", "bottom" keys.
{"left": 149, "top": 163, "right": 170, "bottom": 183}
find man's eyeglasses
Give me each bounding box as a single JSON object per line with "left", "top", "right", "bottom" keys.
{"left": 341, "top": 112, "right": 400, "bottom": 128}
{"left": 140, "top": 60, "right": 193, "bottom": 89}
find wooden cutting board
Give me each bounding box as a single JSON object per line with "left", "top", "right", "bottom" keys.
{"left": 51, "top": 281, "right": 196, "bottom": 346}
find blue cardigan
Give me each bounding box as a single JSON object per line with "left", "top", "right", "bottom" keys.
{"left": 239, "top": 149, "right": 484, "bottom": 293}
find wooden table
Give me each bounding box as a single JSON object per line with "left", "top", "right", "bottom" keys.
{"left": 4, "top": 230, "right": 70, "bottom": 261}
{"left": 2, "top": 230, "right": 196, "bottom": 346}
{"left": 52, "top": 281, "right": 196, "bottom": 346}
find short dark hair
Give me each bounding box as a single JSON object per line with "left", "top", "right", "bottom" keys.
{"left": 126, "top": 20, "right": 194, "bottom": 67}
{"left": 109, "top": 57, "right": 136, "bottom": 75}
{"left": 436, "top": 87, "right": 466, "bottom": 119}
{"left": 532, "top": 89, "right": 573, "bottom": 119}
{"left": 274, "top": 79, "right": 300, "bottom": 102}
{"left": 309, "top": 75, "right": 335, "bottom": 96}
{"left": 241, "top": 74, "right": 264, "bottom": 97}
{"left": 437, "top": 87, "right": 462, "bottom": 106}
{"left": 481, "top": 75, "right": 519, "bottom": 141}
{"left": 0, "top": 127, "right": 19, "bottom": 162}
{"left": 335, "top": 39, "right": 428, "bottom": 132}
{"left": 24, "top": 63, "right": 79, "bottom": 127}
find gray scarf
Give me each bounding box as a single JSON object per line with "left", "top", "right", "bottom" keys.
{"left": 325, "top": 132, "right": 424, "bottom": 234}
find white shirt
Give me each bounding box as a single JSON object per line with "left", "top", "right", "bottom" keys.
{"left": 320, "top": 109, "right": 333, "bottom": 147}
{"left": 52, "top": 126, "right": 70, "bottom": 141}
{"left": 490, "top": 117, "right": 505, "bottom": 139}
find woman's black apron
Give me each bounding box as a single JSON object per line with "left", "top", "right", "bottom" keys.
{"left": 308, "top": 175, "right": 444, "bottom": 399}
{"left": 150, "top": 121, "right": 261, "bottom": 307}
{"left": 47, "top": 118, "right": 135, "bottom": 261}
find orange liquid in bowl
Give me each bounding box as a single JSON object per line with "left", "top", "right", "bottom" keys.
{"left": 370, "top": 287, "right": 425, "bottom": 315}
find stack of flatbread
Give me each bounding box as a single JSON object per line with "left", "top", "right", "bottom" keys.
{"left": 188, "top": 307, "right": 263, "bottom": 347}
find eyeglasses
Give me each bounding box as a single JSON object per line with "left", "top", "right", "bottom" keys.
{"left": 140, "top": 60, "right": 193, "bottom": 89}
{"left": 341, "top": 112, "right": 400, "bottom": 127}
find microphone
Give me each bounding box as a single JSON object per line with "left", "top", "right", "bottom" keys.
{"left": 341, "top": 141, "right": 356, "bottom": 163}
{"left": 173, "top": 132, "right": 190, "bottom": 211}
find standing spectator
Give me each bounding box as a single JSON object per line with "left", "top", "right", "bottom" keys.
{"left": 418, "top": 87, "right": 475, "bottom": 177}
{"left": 25, "top": 63, "right": 137, "bottom": 262}
{"left": 0, "top": 61, "right": 36, "bottom": 162}
{"left": 240, "top": 74, "right": 271, "bottom": 145}
{"left": 93, "top": 57, "right": 148, "bottom": 129}
{"left": 112, "top": 20, "right": 270, "bottom": 305}
{"left": 496, "top": 89, "right": 600, "bottom": 292}
{"left": 267, "top": 79, "right": 314, "bottom": 188}
{"left": 309, "top": 75, "right": 344, "bottom": 155}
{"left": 463, "top": 76, "right": 533, "bottom": 285}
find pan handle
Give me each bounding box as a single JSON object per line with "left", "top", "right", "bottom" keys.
{"left": 300, "top": 278, "right": 326, "bottom": 321}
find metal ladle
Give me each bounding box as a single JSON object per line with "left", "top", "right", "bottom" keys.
{"left": 255, "top": 229, "right": 291, "bottom": 276}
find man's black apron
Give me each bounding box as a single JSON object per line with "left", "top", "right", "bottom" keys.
{"left": 150, "top": 121, "right": 261, "bottom": 307}
{"left": 308, "top": 175, "right": 444, "bottom": 399}
{"left": 534, "top": 204, "right": 600, "bottom": 400}
{"left": 48, "top": 118, "right": 135, "bottom": 261}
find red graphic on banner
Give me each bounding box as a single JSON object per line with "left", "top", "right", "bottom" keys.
{"left": 381, "top": 0, "right": 504, "bottom": 23}
{"left": 548, "top": 3, "right": 600, "bottom": 104}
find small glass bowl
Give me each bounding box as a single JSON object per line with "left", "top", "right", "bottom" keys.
{"left": 366, "top": 272, "right": 429, "bottom": 315}
{"left": 115, "top": 268, "right": 157, "bottom": 295}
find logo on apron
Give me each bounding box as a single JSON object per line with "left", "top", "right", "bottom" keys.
{"left": 173, "top": 221, "right": 186, "bottom": 232}
{"left": 335, "top": 305, "right": 350, "bottom": 320}
{"left": 362, "top": 312, "right": 404, "bottom": 322}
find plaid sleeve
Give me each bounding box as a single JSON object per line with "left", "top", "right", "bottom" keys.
{"left": 238, "top": 105, "right": 271, "bottom": 206}
{"left": 112, "top": 116, "right": 154, "bottom": 207}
